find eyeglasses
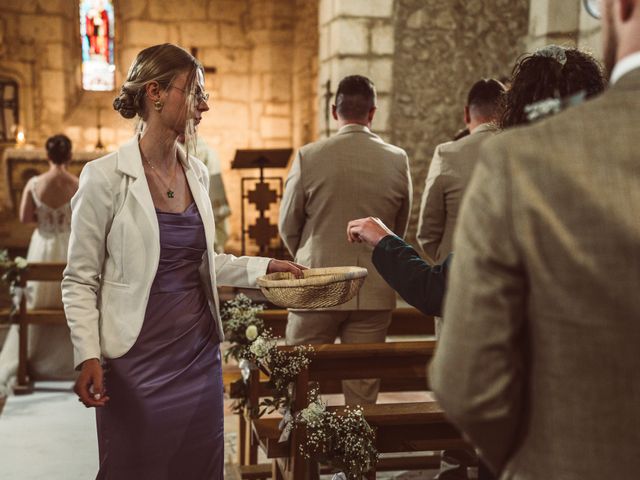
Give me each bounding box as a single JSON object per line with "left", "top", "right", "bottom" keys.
{"left": 169, "top": 85, "right": 210, "bottom": 104}
{"left": 583, "top": 0, "right": 601, "bottom": 19}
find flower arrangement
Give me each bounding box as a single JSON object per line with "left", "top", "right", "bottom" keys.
{"left": 252, "top": 333, "right": 313, "bottom": 416}
{"left": 221, "top": 294, "right": 377, "bottom": 478}
{"left": 0, "top": 249, "right": 29, "bottom": 322}
{"left": 221, "top": 294, "right": 313, "bottom": 415}
{"left": 221, "top": 293, "right": 266, "bottom": 364}
{"left": 292, "top": 387, "right": 379, "bottom": 480}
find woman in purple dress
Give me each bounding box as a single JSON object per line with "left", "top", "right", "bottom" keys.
{"left": 62, "top": 43, "right": 303, "bottom": 479}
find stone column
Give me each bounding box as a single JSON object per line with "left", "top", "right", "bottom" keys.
{"left": 527, "top": 0, "right": 602, "bottom": 58}
{"left": 292, "top": 0, "right": 319, "bottom": 147}
{"left": 247, "top": 0, "right": 295, "bottom": 149}
{"left": 317, "top": 0, "right": 395, "bottom": 140}
{"left": 390, "top": 0, "right": 530, "bottom": 243}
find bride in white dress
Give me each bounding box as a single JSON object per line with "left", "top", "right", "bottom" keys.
{"left": 0, "top": 135, "right": 78, "bottom": 395}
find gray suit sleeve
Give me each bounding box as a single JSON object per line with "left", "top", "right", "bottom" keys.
{"left": 429, "top": 142, "right": 527, "bottom": 474}
{"left": 394, "top": 153, "right": 412, "bottom": 239}
{"left": 278, "top": 151, "right": 306, "bottom": 256}
{"left": 417, "top": 146, "right": 445, "bottom": 262}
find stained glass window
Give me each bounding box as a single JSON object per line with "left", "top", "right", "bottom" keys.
{"left": 80, "top": 0, "right": 115, "bottom": 91}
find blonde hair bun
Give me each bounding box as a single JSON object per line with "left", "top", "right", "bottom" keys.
{"left": 112, "top": 89, "right": 139, "bottom": 119}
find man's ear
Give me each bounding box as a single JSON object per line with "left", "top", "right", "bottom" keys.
{"left": 332, "top": 104, "right": 338, "bottom": 121}
{"left": 464, "top": 105, "right": 471, "bottom": 125}
{"left": 618, "top": 0, "right": 636, "bottom": 21}
{"left": 368, "top": 106, "right": 377, "bottom": 124}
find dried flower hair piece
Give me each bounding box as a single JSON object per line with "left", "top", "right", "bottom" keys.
{"left": 524, "top": 90, "right": 587, "bottom": 123}
{"left": 533, "top": 44, "right": 568, "bottom": 67}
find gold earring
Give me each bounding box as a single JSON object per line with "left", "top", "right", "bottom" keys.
{"left": 154, "top": 100, "right": 164, "bottom": 112}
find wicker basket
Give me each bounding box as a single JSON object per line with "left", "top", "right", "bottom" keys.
{"left": 257, "top": 266, "right": 368, "bottom": 309}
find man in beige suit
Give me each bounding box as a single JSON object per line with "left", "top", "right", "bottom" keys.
{"left": 279, "top": 75, "right": 412, "bottom": 405}
{"left": 430, "top": 1, "right": 640, "bottom": 478}
{"left": 417, "top": 78, "right": 505, "bottom": 264}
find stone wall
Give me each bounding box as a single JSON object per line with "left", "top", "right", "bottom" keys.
{"left": 527, "top": 0, "right": 602, "bottom": 59}
{"left": 0, "top": 0, "right": 319, "bottom": 254}
{"left": 317, "top": 0, "right": 395, "bottom": 140}
{"left": 0, "top": 0, "right": 81, "bottom": 148}
{"left": 390, "top": 0, "right": 531, "bottom": 244}
{"left": 292, "top": 0, "right": 319, "bottom": 148}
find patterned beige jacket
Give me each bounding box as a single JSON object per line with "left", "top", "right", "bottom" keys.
{"left": 430, "top": 68, "right": 640, "bottom": 479}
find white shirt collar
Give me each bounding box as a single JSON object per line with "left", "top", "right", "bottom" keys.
{"left": 611, "top": 51, "right": 640, "bottom": 85}
{"left": 336, "top": 123, "right": 371, "bottom": 135}
{"left": 469, "top": 122, "right": 495, "bottom": 134}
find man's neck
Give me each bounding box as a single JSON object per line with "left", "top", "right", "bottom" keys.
{"left": 467, "top": 119, "right": 493, "bottom": 133}
{"left": 337, "top": 119, "right": 370, "bottom": 130}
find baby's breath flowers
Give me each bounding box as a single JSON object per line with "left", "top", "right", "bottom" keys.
{"left": 222, "top": 294, "right": 314, "bottom": 415}
{"left": 0, "top": 249, "right": 30, "bottom": 321}
{"left": 253, "top": 334, "right": 314, "bottom": 415}
{"left": 294, "top": 388, "right": 378, "bottom": 479}
{"left": 222, "top": 294, "right": 375, "bottom": 477}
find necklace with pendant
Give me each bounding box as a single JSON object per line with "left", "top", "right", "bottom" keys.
{"left": 143, "top": 156, "right": 178, "bottom": 199}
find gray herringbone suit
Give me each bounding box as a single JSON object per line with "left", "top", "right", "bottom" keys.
{"left": 417, "top": 123, "right": 496, "bottom": 264}
{"left": 430, "top": 69, "right": 640, "bottom": 479}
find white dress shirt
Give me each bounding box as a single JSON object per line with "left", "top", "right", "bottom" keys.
{"left": 611, "top": 51, "right": 640, "bottom": 85}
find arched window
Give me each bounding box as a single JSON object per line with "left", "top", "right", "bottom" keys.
{"left": 79, "top": 0, "right": 115, "bottom": 91}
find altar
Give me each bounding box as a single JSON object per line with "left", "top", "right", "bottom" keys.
{"left": 0, "top": 147, "right": 107, "bottom": 253}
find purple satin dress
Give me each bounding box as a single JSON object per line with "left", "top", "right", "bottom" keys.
{"left": 96, "top": 202, "right": 223, "bottom": 479}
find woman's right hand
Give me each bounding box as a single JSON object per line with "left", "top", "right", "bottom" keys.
{"left": 74, "top": 358, "right": 110, "bottom": 408}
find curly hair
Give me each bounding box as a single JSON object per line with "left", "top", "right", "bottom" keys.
{"left": 500, "top": 47, "right": 606, "bottom": 129}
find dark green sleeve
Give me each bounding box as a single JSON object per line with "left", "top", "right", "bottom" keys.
{"left": 372, "top": 235, "right": 451, "bottom": 316}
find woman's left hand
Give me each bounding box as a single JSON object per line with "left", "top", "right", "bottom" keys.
{"left": 267, "top": 259, "right": 308, "bottom": 278}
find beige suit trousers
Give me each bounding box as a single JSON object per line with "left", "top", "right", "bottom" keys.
{"left": 286, "top": 310, "right": 392, "bottom": 405}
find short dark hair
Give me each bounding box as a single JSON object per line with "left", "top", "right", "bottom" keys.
{"left": 335, "top": 75, "right": 376, "bottom": 120}
{"left": 45, "top": 134, "right": 72, "bottom": 165}
{"left": 467, "top": 78, "right": 506, "bottom": 119}
{"left": 500, "top": 47, "right": 606, "bottom": 128}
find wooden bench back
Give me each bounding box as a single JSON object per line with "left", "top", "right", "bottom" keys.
{"left": 17, "top": 262, "right": 66, "bottom": 285}
{"left": 258, "top": 308, "right": 435, "bottom": 337}
{"left": 249, "top": 341, "right": 435, "bottom": 412}
{"left": 291, "top": 341, "right": 434, "bottom": 410}
{"left": 15, "top": 262, "right": 66, "bottom": 392}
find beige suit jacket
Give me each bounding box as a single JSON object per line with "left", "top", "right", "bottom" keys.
{"left": 430, "top": 68, "right": 640, "bottom": 479}
{"left": 417, "top": 124, "right": 496, "bottom": 263}
{"left": 279, "top": 124, "right": 412, "bottom": 310}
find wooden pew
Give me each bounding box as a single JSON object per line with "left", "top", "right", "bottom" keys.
{"left": 233, "top": 309, "right": 436, "bottom": 473}
{"left": 245, "top": 342, "right": 472, "bottom": 479}
{"left": 257, "top": 307, "right": 435, "bottom": 338}
{"left": 13, "top": 262, "right": 67, "bottom": 393}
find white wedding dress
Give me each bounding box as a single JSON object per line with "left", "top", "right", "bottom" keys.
{"left": 0, "top": 176, "right": 75, "bottom": 395}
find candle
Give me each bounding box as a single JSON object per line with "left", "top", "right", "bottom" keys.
{"left": 16, "top": 129, "right": 25, "bottom": 147}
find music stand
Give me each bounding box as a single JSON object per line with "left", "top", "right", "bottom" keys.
{"left": 232, "top": 149, "right": 293, "bottom": 256}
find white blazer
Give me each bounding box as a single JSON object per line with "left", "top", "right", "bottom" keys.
{"left": 62, "top": 135, "right": 270, "bottom": 368}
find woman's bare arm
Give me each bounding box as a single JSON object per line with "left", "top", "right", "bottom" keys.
{"left": 19, "top": 179, "right": 37, "bottom": 223}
